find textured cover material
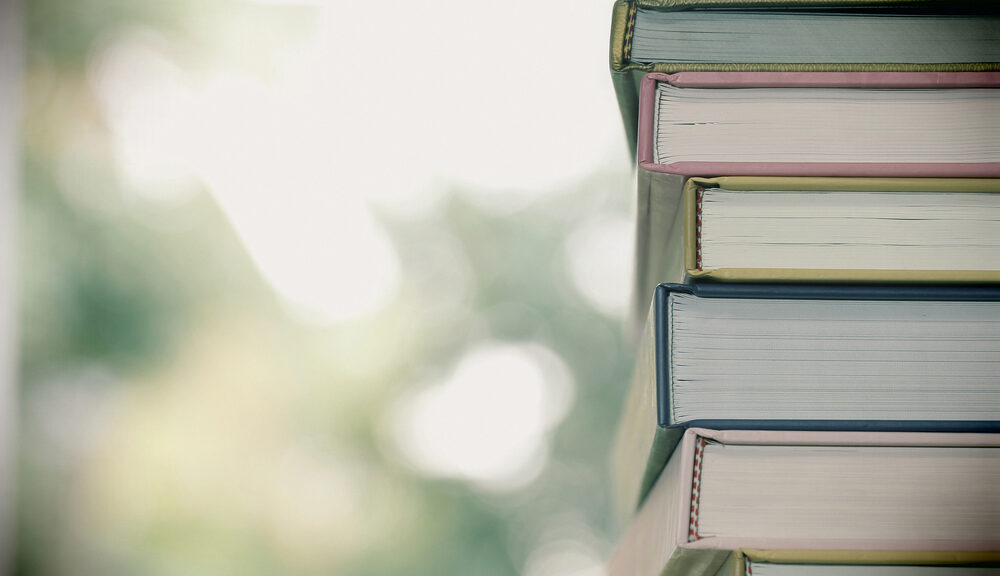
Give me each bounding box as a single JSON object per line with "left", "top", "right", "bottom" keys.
{"left": 637, "top": 72, "right": 1000, "bottom": 177}
{"left": 682, "top": 177, "right": 1000, "bottom": 283}
{"left": 613, "top": 283, "right": 1000, "bottom": 516}
{"left": 609, "top": 0, "right": 1000, "bottom": 159}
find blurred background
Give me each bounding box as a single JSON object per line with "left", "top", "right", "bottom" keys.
{"left": 4, "top": 0, "right": 635, "bottom": 574}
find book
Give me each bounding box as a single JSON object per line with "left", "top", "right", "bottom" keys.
{"left": 628, "top": 70, "right": 1000, "bottom": 335}
{"left": 743, "top": 565, "right": 1000, "bottom": 576}
{"left": 607, "top": 428, "right": 1000, "bottom": 576}
{"left": 645, "top": 176, "right": 1000, "bottom": 288}
{"left": 738, "top": 551, "right": 1000, "bottom": 576}
{"left": 610, "top": 0, "right": 1000, "bottom": 156}
{"left": 638, "top": 71, "right": 1000, "bottom": 177}
{"left": 612, "top": 282, "right": 1000, "bottom": 522}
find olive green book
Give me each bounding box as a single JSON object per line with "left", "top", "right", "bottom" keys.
{"left": 630, "top": 175, "right": 1000, "bottom": 343}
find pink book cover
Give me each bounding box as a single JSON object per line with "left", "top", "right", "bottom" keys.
{"left": 673, "top": 428, "right": 1000, "bottom": 553}
{"left": 637, "top": 72, "right": 1000, "bottom": 177}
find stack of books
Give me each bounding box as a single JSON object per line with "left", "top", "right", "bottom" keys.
{"left": 605, "top": 2, "right": 1000, "bottom": 575}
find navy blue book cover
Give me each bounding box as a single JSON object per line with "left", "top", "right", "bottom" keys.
{"left": 652, "top": 282, "right": 1000, "bottom": 432}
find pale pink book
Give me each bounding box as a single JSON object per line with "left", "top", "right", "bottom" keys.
{"left": 608, "top": 428, "right": 1000, "bottom": 576}
{"left": 637, "top": 71, "right": 1000, "bottom": 177}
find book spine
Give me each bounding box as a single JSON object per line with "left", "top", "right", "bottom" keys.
{"left": 654, "top": 284, "right": 674, "bottom": 426}
{"left": 695, "top": 186, "right": 704, "bottom": 271}
{"left": 689, "top": 435, "right": 708, "bottom": 542}
{"left": 623, "top": 2, "right": 637, "bottom": 65}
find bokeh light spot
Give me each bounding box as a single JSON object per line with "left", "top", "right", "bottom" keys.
{"left": 388, "top": 342, "right": 575, "bottom": 491}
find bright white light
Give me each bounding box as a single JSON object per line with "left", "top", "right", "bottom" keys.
{"left": 88, "top": 31, "right": 201, "bottom": 204}
{"left": 87, "top": 0, "right": 627, "bottom": 322}
{"left": 564, "top": 215, "right": 633, "bottom": 319}
{"left": 523, "top": 540, "right": 606, "bottom": 576}
{"left": 389, "top": 342, "right": 574, "bottom": 491}
{"left": 307, "top": 0, "right": 628, "bottom": 214}
{"left": 89, "top": 35, "right": 402, "bottom": 324}
{"left": 193, "top": 73, "right": 401, "bottom": 324}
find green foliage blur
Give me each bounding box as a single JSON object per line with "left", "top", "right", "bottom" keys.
{"left": 18, "top": 1, "right": 633, "bottom": 575}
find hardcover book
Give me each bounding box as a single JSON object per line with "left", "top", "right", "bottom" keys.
{"left": 637, "top": 71, "right": 1000, "bottom": 178}
{"left": 743, "top": 565, "right": 1000, "bottom": 576}
{"left": 610, "top": 0, "right": 1000, "bottom": 156}
{"left": 737, "top": 551, "right": 1000, "bottom": 576}
{"left": 612, "top": 283, "right": 1000, "bottom": 521}
{"left": 632, "top": 176, "right": 1000, "bottom": 332}
{"left": 608, "top": 428, "right": 1000, "bottom": 576}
